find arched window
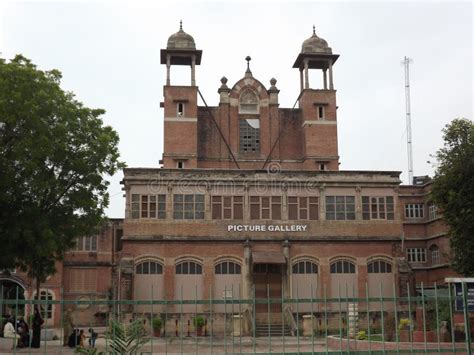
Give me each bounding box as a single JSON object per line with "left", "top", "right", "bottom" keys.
{"left": 239, "top": 89, "right": 259, "bottom": 114}
{"left": 292, "top": 261, "right": 318, "bottom": 274}
{"left": 215, "top": 261, "right": 241, "bottom": 275}
{"left": 239, "top": 89, "right": 260, "bottom": 154}
{"left": 135, "top": 261, "right": 163, "bottom": 274}
{"left": 176, "top": 261, "right": 202, "bottom": 275}
{"left": 430, "top": 245, "right": 440, "bottom": 266}
{"left": 368, "top": 260, "right": 392, "bottom": 273}
{"left": 330, "top": 260, "right": 356, "bottom": 274}
{"left": 34, "top": 290, "right": 54, "bottom": 319}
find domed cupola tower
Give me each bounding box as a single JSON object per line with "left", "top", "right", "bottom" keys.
{"left": 293, "top": 25, "right": 338, "bottom": 91}
{"left": 293, "top": 26, "right": 340, "bottom": 171}
{"left": 160, "top": 21, "right": 202, "bottom": 169}
{"left": 160, "top": 20, "right": 202, "bottom": 86}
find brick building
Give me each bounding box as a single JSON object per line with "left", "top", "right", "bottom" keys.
{"left": 0, "top": 24, "right": 459, "bottom": 328}
{"left": 115, "top": 24, "right": 459, "bottom": 327}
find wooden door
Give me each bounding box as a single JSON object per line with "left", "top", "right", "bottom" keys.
{"left": 253, "top": 264, "right": 282, "bottom": 313}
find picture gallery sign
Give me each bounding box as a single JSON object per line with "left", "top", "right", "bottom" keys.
{"left": 227, "top": 224, "right": 308, "bottom": 232}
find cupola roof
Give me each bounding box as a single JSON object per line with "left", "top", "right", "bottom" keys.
{"left": 301, "top": 26, "right": 332, "bottom": 54}
{"left": 166, "top": 21, "right": 196, "bottom": 50}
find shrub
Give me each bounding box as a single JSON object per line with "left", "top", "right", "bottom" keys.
{"left": 357, "top": 330, "right": 367, "bottom": 340}
{"left": 152, "top": 317, "right": 162, "bottom": 331}
{"left": 398, "top": 318, "right": 411, "bottom": 331}
{"left": 193, "top": 315, "right": 205, "bottom": 328}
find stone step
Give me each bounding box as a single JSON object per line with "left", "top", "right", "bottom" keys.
{"left": 255, "top": 322, "right": 293, "bottom": 337}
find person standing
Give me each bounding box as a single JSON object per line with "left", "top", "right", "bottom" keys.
{"left": 63, "top": 309, "right": 74, "bottom": 346}
{"left": 78, "top": 329, "right": 86, "bottom": 348}
{"left": 88, "top": 328, "right": 98, "bottom": 348}
{"left": 3, "top": 317, "right": 19, "bottom": 338}
{"left": 3, "top": 317, "right": 20, "bottom": 349}
{"left": 30, "top": 307, "right": 44, "bottom": 348}
{"left": 16, "top": 316, "right": 30, "bottom": 348}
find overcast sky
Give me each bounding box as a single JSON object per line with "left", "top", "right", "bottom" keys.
{"left": 1, "top": 1, "right": 472, "bottom": 218}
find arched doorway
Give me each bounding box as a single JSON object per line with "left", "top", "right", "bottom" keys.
{"left": 0, "top": 275, "right": 27, "bottom": 319}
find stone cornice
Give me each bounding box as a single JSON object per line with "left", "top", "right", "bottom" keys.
{"left": 121, "top": 168, "right": 401, "bottom": 186}
{"left": 122, "top": 235, "right": 402, "bottom": 242}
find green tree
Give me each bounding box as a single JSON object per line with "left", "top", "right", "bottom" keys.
{"left": 430, "top": 118, "right": 474, "bottom": 276}
{"left": 0, "top": 55, "right": 124, "bottom": 294}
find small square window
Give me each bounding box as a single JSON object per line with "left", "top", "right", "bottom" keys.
{"left": 177, "top": 103, "right": 184, "bottom": 117}
{"left": 317, "top": 106, "right": 325, "bottom": 120}
{"left": 177, "top": 161, "right": 184, "bottom": 169}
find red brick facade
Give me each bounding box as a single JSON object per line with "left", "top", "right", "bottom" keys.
{"left": 0, "top": 26, "right": 459, "bottom": 328}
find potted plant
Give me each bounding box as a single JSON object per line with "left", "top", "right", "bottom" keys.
{"left": 398, "top": 318, "right": 412, "bottom": 342}
{"left": 152, "top": 317, "right": 162, "bottom": 337}
{"left": 193, "top": 316, "right": 205, "bottom": 336}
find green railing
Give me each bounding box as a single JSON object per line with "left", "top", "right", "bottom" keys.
{"left": 0, "top": 282, "right": 473, "bottom": 354}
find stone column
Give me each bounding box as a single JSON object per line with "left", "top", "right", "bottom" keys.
{"left": 319, "top": 263, "right": 331, "bottom": 302}
{"left": 282, "top": 240, "right": 291, "bottom": 300}
{"left": 355, "top": 186, "right": 362, "bottom": 220}
{"left": 163, "top": 262, "right": 176, "bottom": 313}
{"left": 124, "top": 186, "right": 131, "bottom": 219}
{"left": 242, "top": 240, "right": 252, "bottom": 301}
{"left": 167, "top": 183, "right": 173, "bottom": 220}
{"left": 299, "top": 68, "right": 304, "bottom": 93}
{"left": 319, "top": 185, "right": 326, "bottom": 221}
{"left": 191, "top": 55, "right": 196, "bottom": 86}
{"left": 323, "top": 69, "right": 328, "bottom": 90}
{"left": 244, "top": 184, "right": 250, "bottom": 221}
{"left": 202, "top": 260, "right": 213, "bottom": 312}
{"left": 304, "top": 59, "right": 309, "bottom": 89}
{"left": 328, "top": 60, "right": 334, "bottom": 90}
{"left": 166, "top": 55, "right": 171, "bottom": 86}
{"left": 357, "top": 263, "right": 368, "bottom": 299}
{"left": 119, "top": 258, "right": 134, "bottom": 316}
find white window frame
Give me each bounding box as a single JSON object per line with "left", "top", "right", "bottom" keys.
{"left": 173, "top": 194, "right": 205, "bottom": 220}
{"left": 34, "top": 290, "right": 54, "bottom": 319}
{"left": 215, "top": 261, "right": 242, "bottom": 275}
{"left": 73, "top": 235, "right": 98, "bottom": 252}
{"left": 431, "top": 247, "right": 441, "bottom": 266}
{"left": 325, "top": 196, "right": 356, "bottom": 221}
{"left": 405, "top": 203, "right": 424, "bottom": 219}
{"left": 407, "top": 248, "right": 426, "bottom": 263}
{"left": 428, "top": 204, "right": 438, "bottom": 220}
{"left": 362, "top": 196, "right": 395, "bottom": 220}
{"left": 131, "top": 194, "right": 166, "bottom": 219}
{"left": 1, "top": 268, "right": 16, "bottom": 274}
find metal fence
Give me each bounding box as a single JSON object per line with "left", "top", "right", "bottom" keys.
{"left": 0, "top": 282, "right": 473, "bottom": 354}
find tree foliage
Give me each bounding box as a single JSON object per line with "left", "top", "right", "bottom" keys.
{"left": 75, "top": 319, "right": 147, "bottom": 355}
{"left": 430, "top": 118, "right": 474, "bottom": 276}
{"left": 0, "top": 55, "right": 124, "bottom": 289}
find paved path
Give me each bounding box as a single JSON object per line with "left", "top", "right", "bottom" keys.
{"left": 1, "top": 337, "right": 329, "bottom": 354}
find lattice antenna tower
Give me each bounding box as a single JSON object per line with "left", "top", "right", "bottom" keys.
{"left": 403, "top": 56, "right": 414, "bottom": 185}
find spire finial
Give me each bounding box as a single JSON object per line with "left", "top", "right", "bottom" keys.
{"left": 313, "top": 25, "right": 316, "bottom": 35}
{"left": 179, "top": 20, "right": 183, "bottom": 31}
{"left": 245, "top": 56, "right": 252, "bottom": 77}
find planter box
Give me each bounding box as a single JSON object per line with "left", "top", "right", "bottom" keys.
{"left": 399, "top": 329, "right": 412, "bottom": 342}
{"left": 413, "top": 330, "right": 436, "bottom": 342}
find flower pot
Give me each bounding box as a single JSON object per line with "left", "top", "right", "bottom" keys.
{"left": 196, "top": 326, "right": 203, "bottom": 337}
{"left": 153, "top": 329, "right": 161, "bottom": 337}
{"left": 413, "top": 330, "right": 436, "bottom": 342}
{"left": 399, "top": 329, "right": 411, "bottom": 342}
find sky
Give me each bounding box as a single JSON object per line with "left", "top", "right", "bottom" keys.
{"left": 0, "top": 1, "right": 472, "bottom": 218}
